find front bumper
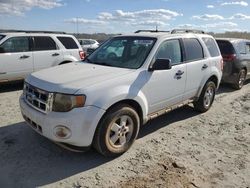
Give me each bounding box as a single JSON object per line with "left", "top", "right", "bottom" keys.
{"left": 19, "top": 95, "right": 105, "bottom": 147}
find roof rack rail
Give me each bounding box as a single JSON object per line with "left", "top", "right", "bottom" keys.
{"left": 171, "top": 29, "right": 205, "bottom": 34}
{"left": 0, "top": 29, "right": 66, "bottom": 34}
{"left": 135, "top": 30, "right": 170, "bottom": 33}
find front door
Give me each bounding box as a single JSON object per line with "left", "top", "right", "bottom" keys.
{"left": 0, "top": 36, "right": 33, "bottom": 81}
{"left": 143, "top": 39, "right": 186, "bottom": 114}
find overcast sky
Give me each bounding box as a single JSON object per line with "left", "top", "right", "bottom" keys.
{"left": 0, "top": 0, "right": 250, "bottom": 33}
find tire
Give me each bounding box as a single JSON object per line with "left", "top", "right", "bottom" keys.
{"left": 232, "top": 69, "right": 246, "bottom": 90}
{"left": 93, "top": 104, "right": 140, "bottom": 157}
{"left": 193, "top": 81, "right": 216, "bottom": 113}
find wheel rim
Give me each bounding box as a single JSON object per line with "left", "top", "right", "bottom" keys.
{"left": 203, "top": 86, "right": 214, "bottom": 108}
{"left": 108, "top": 115, "right": 134, "bottom": 148}
{"left": 238, "top": 70, "right": 246, "bottom": 88}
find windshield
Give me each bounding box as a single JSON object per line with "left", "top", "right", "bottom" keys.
{"left": 85, "top": 36, "right": 156, "bottom": 69}
{"left": 0, "top": 35, "right": 6, "bottom": 41}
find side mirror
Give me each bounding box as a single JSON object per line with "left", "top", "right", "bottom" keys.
{"left": 0, "top": 47, "right": 5, "bottom": 53}
{"left": 149, "top": 58, "right": 172, "bottom": 71}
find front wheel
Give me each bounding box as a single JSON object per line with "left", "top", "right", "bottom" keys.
{"left": 193, "top": 81, "right": 216, "bottom": 113}
{"left": 93, "top": 104, "right": 140, "bottom": 157}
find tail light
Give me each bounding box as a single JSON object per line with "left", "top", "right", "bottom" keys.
{"left": 222, "top": 54, "right": 236, "bottom": 62}
{"left": 79, "top": 50, "right": 86, "bottom": 60}
{"left": 220, "top": 58, "right": 224, "bottom": 71}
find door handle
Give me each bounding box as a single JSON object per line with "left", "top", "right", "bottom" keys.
{"left": 20, "top": 55, "right": 30, "bottom": 59}
{"left": 175, "top": 70, "right": 185, "bottom": 76}
{"left": 202, "top": 64, "right": 208, "bottom": 69}
{"left": 52, "top": 53, "right": 60, "bottom": 56}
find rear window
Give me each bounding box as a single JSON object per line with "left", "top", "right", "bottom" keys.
{"left": 202, "top": 37, "right": 220, "bottom": 57}
{"left": 183, "top": 38, "right": 204, "bottom": 62}
{"left": 57, "top": 37, "right": 78, "bottom": 49}
{"left": 216, "top": 40, "right": 235, "bottom": 55}
{"left": 33, "top": 36, "right": 57, "bottom": 51}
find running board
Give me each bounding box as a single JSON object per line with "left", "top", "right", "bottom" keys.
{"left": 147, "top": 99, "right": 194, "bottom": 121}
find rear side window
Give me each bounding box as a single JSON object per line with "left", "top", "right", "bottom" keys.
{"left": 57, "top": 37, "right": 78, "bottom": 49}
{"left": 216, "top": 40, "right": 235, "bottom": 55}
{"left": 183, "top": 38, "right": 204, "bottom": 62}
{"left": 0, "top": 37, "right": 29, "bottom": 53}
{"left": 245, "top": 43, "right": 250, "bottom": 54}
{"left": 202, "top": 37, "right": 220, "bottom": 57}
{"left": 33, "top": 36, "right": 57, "bottom": 51}
{"left": 0, "top": 35, "right": 5, "bottom": 41}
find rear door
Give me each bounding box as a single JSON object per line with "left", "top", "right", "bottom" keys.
{"left": 57, "top": 36, "right": 82, "bottom": 60}
{"left": 32, "top": 36, "right": 63, "bottom": 71}
{"left": 182, "top": 38, "right": 210, "bottom": 100}
{"left": 0, "top": 36, "right": 33, "bottom": 81}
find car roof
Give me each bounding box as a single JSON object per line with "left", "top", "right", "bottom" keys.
{"left": 115, "top": 32, "right": 213, "bottom": 40}
{"left": 0, "top": 32, "right": 75, "bottom": 38}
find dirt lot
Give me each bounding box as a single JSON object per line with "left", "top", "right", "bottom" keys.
{"left": 0, "top": 81, "right": 249, "bottom": 188}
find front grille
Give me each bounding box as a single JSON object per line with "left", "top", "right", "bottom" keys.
{"left": 23, "top": 83, "right": 53, "bottom": 113}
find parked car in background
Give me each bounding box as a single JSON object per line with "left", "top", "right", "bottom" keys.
{"left": 216, "top": 38, "right": 250, "bottom": 89}
{"left": 20, "top": 29, "right": 222, "bottom": 157}
{"left": 78, "top": 39, "right": 99, "bottom": 55}
{"left": 0, "top": 31, "right": 85, "bottom": 83}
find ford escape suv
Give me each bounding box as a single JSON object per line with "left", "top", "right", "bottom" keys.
{"left": 216, "top": 38, "right": 250, "bottom": 89}
{"left": 19, "top": 29, "right": 223, "bottom": 157}
{"left": 0, "top": 31, "right": 85, "bottom": 83}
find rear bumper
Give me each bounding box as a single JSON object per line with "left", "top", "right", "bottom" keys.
{"left": 19, "top": 95, "right": 105, "bottom": 147}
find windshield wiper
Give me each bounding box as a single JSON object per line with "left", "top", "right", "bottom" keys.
{"left": 84, "top": 57, "right": 94, "bottom": 64}
{"left": 95, "top": 62, "right": 112, "bottom": 67}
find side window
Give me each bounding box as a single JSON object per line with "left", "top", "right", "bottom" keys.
{"left": 202, "top": 37, "right": 220, "bottom": 57}
{"left": 183, "top": 38, "right": 204, "bottom": 62}
{"left": 246, "top": 43, "right": 250, "bottom": 54}
{"left": 155, "top": 39, "right": 182, "bottom": 65}
{"left": 33, "top": 36, "right": 57, "bottom": 51}
{"left": 57, "top": 37, "right": 78, "bottom": 49}
{"left": 236, "top": 42, "right": 246, "bottom": 54}
{"left": 78, "top": 40, "right": 83, "bottom": 45}
{"left": 84, "top": 40, "right": 91, "bottom": 45}
{"left": 0, "top": 37, "right": 29, "bottom": 53}
{"left": 0, "top": 35, "right": 5, "bottom": 41}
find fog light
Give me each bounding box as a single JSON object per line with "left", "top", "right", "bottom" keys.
{"left": 53, "top": 126, "right": 71, "bottom": 139}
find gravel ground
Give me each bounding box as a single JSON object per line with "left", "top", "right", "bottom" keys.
{"left": 0, "top": 81, "right": 249, "bottom": 188}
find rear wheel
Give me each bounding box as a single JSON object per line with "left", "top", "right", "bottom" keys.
{"left": 193, "top": 81, "right": 216, "bottom": 113}
{"left": 93, "top": 104, "right": 140, "bottom": 157}
{"left": 232, "top": 69, "right": 246, "bottom": 90}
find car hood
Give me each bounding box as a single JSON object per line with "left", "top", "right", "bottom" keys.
{"left": 26, "top": 62, "right": 135, "bottom": 94}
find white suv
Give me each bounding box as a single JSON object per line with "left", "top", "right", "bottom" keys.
{"left": 0, "top": 31, "right": 84, "bottom": 83}
{"left": 19, "top": 29, "right": 223, "bottom": 156}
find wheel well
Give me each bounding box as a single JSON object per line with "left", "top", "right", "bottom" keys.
{"left": 105, "top": 99, "right": 143, "bottom": 124}
{"left": 59, "top": 61, "right": 71, "bottom": 65}
{"left": 242, "top": 67, "right": 247, "bottom": 74}
{"left": 208, "top": 75, "right": 218, "bottom": 87}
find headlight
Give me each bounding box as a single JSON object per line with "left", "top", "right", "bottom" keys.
{"left": 52, "top": 93, "right": 86, "bottom": 112}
